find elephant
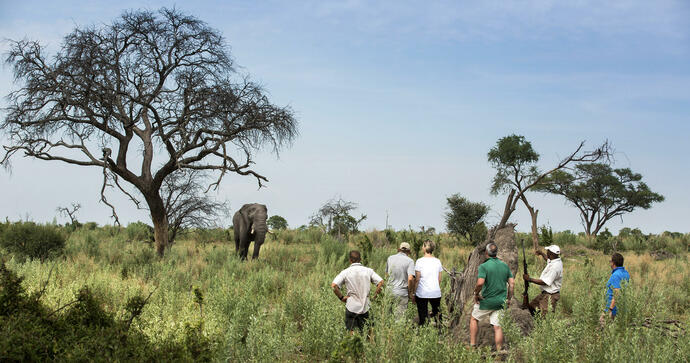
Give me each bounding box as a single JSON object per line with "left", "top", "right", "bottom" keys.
{"left": 232, "top": 203, "right": 268, "bottom": 260}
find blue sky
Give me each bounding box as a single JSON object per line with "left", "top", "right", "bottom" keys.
{"left": 1, "top": 0, "right": 688, "bottom": 233}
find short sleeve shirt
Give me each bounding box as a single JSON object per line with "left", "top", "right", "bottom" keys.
{"left": 538, "top": 258, "right": 563, "bottom": 294}
{"left": 386, "top": 252, "right": 415, "bottom": 296}
{"left": 606, "top": 266, "right": 630, "bottom": 316}
{"left": 414, "top": 257, "right": 443, "bottom": 298}
{"left": 333, "top": 263, "right": 383, "bottom": 314}
{"left": 477, "top": 257, "right": 513, "bottom": 311}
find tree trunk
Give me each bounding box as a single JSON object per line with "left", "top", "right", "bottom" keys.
{"left": 497, "top": 189, "right": 516, "bottom": 229}
{"left": 518, "top": 194, "right": 540, "bottom": 250}
{"left": 446, "top": 224, "right": 533, "bottom": 345}
{"left": 145, "top": 193, "right": 170, "bottom": 257}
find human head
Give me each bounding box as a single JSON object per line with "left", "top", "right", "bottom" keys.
{"left": 611, "top": 252, "right": 624, "bottom": 268}
{"left": 545, "top": 245, "right": 560, "bottom": 259}
{"left": 349, "top": 250, "right": 361, "bottom": 263}
{"left": 423, "top": 240, "right": 435, "bottom": 254}
{"left": 399, "top": 242, "right": 411, "bottom": 254}
{"left": 485, "top": 243, "right": 498, "bottom": 257}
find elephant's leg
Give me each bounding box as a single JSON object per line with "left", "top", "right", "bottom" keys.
{"left": 251, "top": 241, "right": 262, "bottom": 260}
{"left": 234, "top": 230, "right": 240, "bottom": 254}
{"left": 239, "top": 234, "right": 250, "bottom": 260}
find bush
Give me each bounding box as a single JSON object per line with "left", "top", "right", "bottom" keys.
{"left": 0, "top": 222, "right": 65, "bottom": 260}
{"left": 125, "top": 222, "right": 154, "bottom": 243}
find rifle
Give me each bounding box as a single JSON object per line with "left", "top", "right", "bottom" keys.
{"left": 521, "top": 238, "right": 535, "bottom": 315}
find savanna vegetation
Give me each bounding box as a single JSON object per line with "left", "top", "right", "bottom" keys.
{"left": 1, "top": 221, "right": 687, "bottom": 362}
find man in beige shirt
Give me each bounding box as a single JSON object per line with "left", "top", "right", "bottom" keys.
{"left": 332, "top": 250, "right": 384, "bottom": 331}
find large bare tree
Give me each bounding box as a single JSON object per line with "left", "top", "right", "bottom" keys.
{"left": 1, "top": 9, "right": 298, "bottom": 255}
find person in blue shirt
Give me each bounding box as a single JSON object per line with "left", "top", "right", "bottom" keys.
{"left": 602, "top": 252, "right": 630, "bottom": 322}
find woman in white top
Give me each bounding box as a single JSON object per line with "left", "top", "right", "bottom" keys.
{"left": 412, "top": 240, "right": 443, "bottom": 325}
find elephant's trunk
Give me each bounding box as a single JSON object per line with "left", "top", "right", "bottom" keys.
{"left": 251, "top": 220, "right": 268, "bottom": 260}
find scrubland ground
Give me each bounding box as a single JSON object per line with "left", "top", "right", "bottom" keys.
{"left": 1, "top": 226, "right": 688, "bottom": 362}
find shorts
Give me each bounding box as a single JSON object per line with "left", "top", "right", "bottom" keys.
{"left": 471, "top": 304, "right": 503, "bottom": 326}
{"left": 345, "top": 309, "right": 369, "bottom": 331}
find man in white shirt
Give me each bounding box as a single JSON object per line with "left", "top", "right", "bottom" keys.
{"left": 523, "top": 245, "right": 563, "bottom": 315}
{"left": 386, "top": 242, "right": 415, "bottom": 319}
{"left": 332, "top": 250, "right": 385, "bottom": 331}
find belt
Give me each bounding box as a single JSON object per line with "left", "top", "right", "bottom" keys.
{"left": 541, "top": 291, "right": 559, "bottom": 295}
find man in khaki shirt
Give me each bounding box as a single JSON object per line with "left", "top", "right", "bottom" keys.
{"left": 332, "top": 250, "right": 384, "bottom": 331}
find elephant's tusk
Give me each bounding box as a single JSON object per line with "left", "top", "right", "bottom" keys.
{"left": 251, "top": 227, "right": 255, "bottom": 235}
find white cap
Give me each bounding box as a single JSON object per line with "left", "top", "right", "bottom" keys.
{"left": 399, "top": 242, "right": 411, "bottom": 251}
{"left": 545, "top": 245, "right": 560, "bottom": 255}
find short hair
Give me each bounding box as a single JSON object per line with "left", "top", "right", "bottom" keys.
{"left": 349, "top": 250, "right": 361, "bottom": 263}
{"left": 611, "top": 252, "right": 624, "bottom": 267}
{"left": 486, "top": 243, "right": 498, "bottom": 257}
{"left": 423, "top": 240, "right": 435, "bottom": 254}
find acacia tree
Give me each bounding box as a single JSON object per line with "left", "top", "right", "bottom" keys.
{"left": 444, "top": 193, "right": 489, "bottom": 245}
{"left": 309, "top": 197, "right": 366, "bottom": 239}
{"left": 1, "top": 9, "right": 298, "bottom": 256}
{"left": 536, "top": 163, "right": 664, "bottom": 237}
{"left": 267, "top": 215, "right": 288, "bottom": 230}
{"left": 161, "top": 169, "right": 229, "bottom": 244}
{"left": 489, "top": 135, "right": 609, "bottom": 249}
{"left": 56, "top": 203, "right": 81, "bottom": 226}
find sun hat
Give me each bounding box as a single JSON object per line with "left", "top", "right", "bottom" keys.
{"left": 545, "top": 245, "right": 560, "bottom": 255}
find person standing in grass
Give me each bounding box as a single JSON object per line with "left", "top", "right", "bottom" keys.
{"left": 332, "top": 250, "right": 385, "bottom": 332}
{"left": 523, "top": 245, "right": 563, "bottom": 315}
{"left": 470, "top": 243, "right": 514, "bottom": 351}
{"left": 602, "top": 252, "right": 630, "bottom": 321}
{"left": 385, "top": 242, "right": 416, "bottom": 319}
{"left": 412, "top": 240, "right": 444, "bottom": 326}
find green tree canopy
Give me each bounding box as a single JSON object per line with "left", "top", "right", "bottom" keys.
{"left": 267, "top": 215, "right": 288, "bottom": 230}
{"left": 444, "top": 194, "right": 489, "bottom": 244}
{"left": 537, "top": 163, "right": 664, "bottom": 236}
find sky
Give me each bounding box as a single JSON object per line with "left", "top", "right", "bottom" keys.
{"left": 0, "top": 0, "right": 688, "bottom": 234}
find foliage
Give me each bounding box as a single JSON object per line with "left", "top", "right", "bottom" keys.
{"left": 267, "top": 215, "right": 289, "bottom": 230}
{"left": 162, "top": 170, "right": 230, "bottom": 244}
{"left": 309, "top": 197, "right": 367, "bottom": 238}
{"left": 1, "top": 224, "right": 688, "bottom": 362}
{"left": 537, "top": 163, "right": 664, "bottom": 236}
{"left": 125, "top": 222, "right": 154, "bottom": 243}
{"left": 356, "top": 235, "right": 374, "bottom": 266}
{"left": 0, "top": 262, "right": 212, "bottom": 361}
{"left": 0, "top": 222, "right": 65, "bottom": 261}
{"left": 487, "top": 134, "right": 540, "bottom": 195}
{"left": 540, "top": 225, "right": 554, "bottom": 247}
{"left": 444, "top": 193, "right": 489, "bottom": 245}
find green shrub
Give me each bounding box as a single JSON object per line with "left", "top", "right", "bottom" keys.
{"left": 0, "top": 222, "right": 65, "bottom": 260}
{"left": 125, "top": 222, "right": 154, "bottom": 243}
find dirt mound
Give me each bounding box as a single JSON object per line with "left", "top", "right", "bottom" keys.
{"left": 446, "top": 224, "right": 533, "bottom": 348}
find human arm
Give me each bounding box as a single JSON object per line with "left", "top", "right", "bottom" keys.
{"left": 506, "top": 277, "right": 515, "bottom": 306}
{"left": 474, "top": 278, "right": 485, "bottom": 304}
{"left": 608, "top": 288, "right": 620, "bottom": 317}
{"left": 371, "top": 271, "right": 384, "bottom": 300}
{"left": 407, "top": 274, "right": 415, "bottom": 301}
{"left": 331, "top": 283, "right": 348, "bottom": 303}
{"left": 523, "top": 274, "right": 547, "bottom": 286}
{"left": 535, "top": 249, "right": 548, "bottom": 262}
{"left": 412, "top": 271, "right": 421, "bottom": 297}
{"left": 373, "top": 280, "right": 384, "bottom": 299}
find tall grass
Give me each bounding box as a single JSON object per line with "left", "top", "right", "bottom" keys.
{"left": 1, "top": 223, "right": 687, "bottom": 361}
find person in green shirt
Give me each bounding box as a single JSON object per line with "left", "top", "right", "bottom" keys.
{"left": 469, "top": 243, "right": 514, "bottom": 351}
